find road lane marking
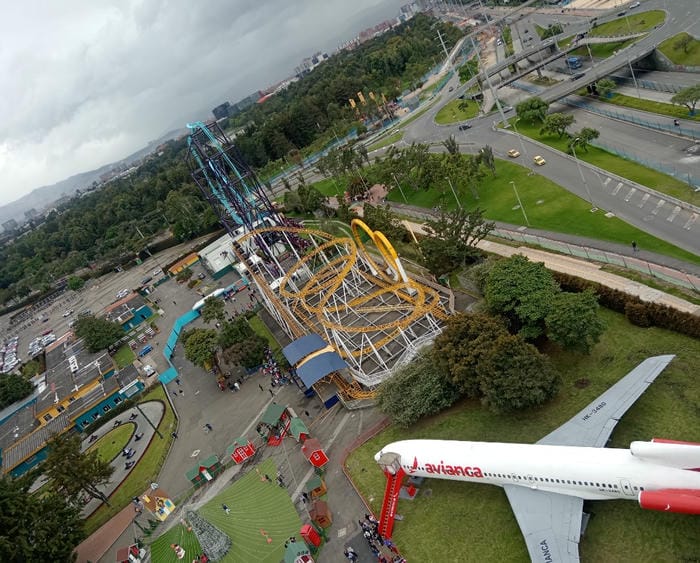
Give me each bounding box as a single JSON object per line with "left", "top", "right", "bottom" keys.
{"left": 651, "top": 200, "right": 665, "bottom": 215}
{"left": 638, "top": 193, "right": 650, "bottom": 208}
{"left": 612, "top": 182, "right": 623, "bottom": 196}
{"left": 682, "top": 213, "right": 697, "bottom": 230}
{"left": 667, "top": 206, "right": 681, "bottom": 222}
{"left": 624, "top": 188, "right": 636, "bottom": 202}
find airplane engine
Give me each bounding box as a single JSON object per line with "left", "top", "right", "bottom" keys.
{"left": 638, "top": 489, "right": 700, "bottom": 515}
{"left": 630, "top": 439, "right": 700, "bottom": 469}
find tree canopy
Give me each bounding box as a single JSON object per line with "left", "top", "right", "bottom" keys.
{"left": 44, "top": 432, "right": 114, "bottom": 506}
{"left": 515, "top": 97, "right": 549, "bottom": 123}
{"left": 540, "top": 112, "right": 576, "bottom": 138}
{"left": 0, "top": 476, "right": 84, "bottom": 562}
{"left": 546, "top": 289, "right": 605, "bottom": 354}
{"left": 671, "top": 84, "right": 700, "bottom": 115}
{"left": 0, "top": 374, "right": 34, "bottom": 409}
{"left": 74, "top": 316, "right": 124, "bottom": 353}
{"left": 222, "top": 333, "right": 268, "bottom": 369}
{"left": 201, "top": 297, "right": 226, "bottom": 324}
{"left": 183, "top": 328, "right": 219, "bottom": 367}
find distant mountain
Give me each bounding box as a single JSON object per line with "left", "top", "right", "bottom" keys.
{"left": 0, "top": 127, "right": 188, "bottom": 226}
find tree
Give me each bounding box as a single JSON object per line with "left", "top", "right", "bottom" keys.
{"left": 477, "top": 334, "right": 560, "bottom": 413}
{"left": 222, "top": 334, "right": 268, "bottom": 369}
{"left": 0, "top": 476, "right": 85, "bottom": 562}
{"left": 478, "top": 145, "right": 496, "bottom": 175}
{"left": 540, "top": 112, "right": 575, "bottom": 138}
{"left": 0, "top": 374, "right": 33, "bottom": 409}
{"left": 596, "top": 78, "right": 617, "bottom": 98}
{"left": 673, "top": 33, "right": 693, "bottom": 54}
{"left": 362, "top": 205, "right": 408, "bottom": 243}
{"left": 44, "top": 433, "right": 114, "bottom": 506}
{"left": 419, "top": 208, "right": 493, "bottom": 277}
{"left": 546, "top": 289, "right": 605, "bottom": 354}
{"left": 176, "top": 268, "right": 193, "bottom": 282}
{"left": 671, "top": 84, "right": 700, "bottom": 115}
{"left": 432, "top": 313, "right": 509, "bottom": 397}
{"left": 201, "top": 297, "right": 226, "bottom": 324}
{"left": 218, "top": 317, "right": 254, "bottom": 349}
{"left": 568, "top": 127, "right": 599, "bottom": 153}
{"left": 515, "top": 97, "right": 549, "bottom": 123}
{"left": 484, "top": 255, "right": 558, "bottom": 339}
{"left": 442, "top": 135, "right": 459, "bottom": 156}
{"left": 183, "top": 328, "right": 219, "bottom": 367}
{"left": 541, "top": 23, "right": 563, "bottom": 39}
{"left": 74, "top": 316, "right": 124, "bottom": 352}
{"left": 458, "top": 58, "right": 478, "bottom": 83}
{"left": 377, "top": 351, "right": 460, "bottom": 427}
{"left": 67, "top": 276, "right": 85, "bottom": 291}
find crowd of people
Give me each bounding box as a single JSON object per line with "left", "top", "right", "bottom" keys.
{"left": 343, "top": 514, "right": 406, "bottom": 562}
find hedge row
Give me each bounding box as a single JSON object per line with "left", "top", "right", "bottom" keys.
{"left": 552, "top": 271, "right": 700, "bottom": 339}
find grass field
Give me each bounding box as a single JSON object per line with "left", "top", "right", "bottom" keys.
{"left": 86, "top": 423, "right": 135, "bottom": 463}
{"left": 658, "top": 32, "right": 700, "bottom": 66}
{"left": 589, "top": 10, "right": 664, "bottom": 37}
{"left": 113, "top": 345, "right": 136, "bottom": 369}
{"left": 84, "top": 386, "right": 177, "bottom": 536}
{"left": 248, "top": 314, "right": 284, "bottom": 363}
{"left": 593, "top": 92, "right": 700, "bottom": 121}
{"left": 513, "top": 119, "right": 700, "bottom": 209}
{"left": 367, "top": 131, "right": 404, "bottom": 151}
{"left": 434, "top": 98, "right": 480, "bottom": 125}
{"left": 571, "top": 38, "right": 638, "bottom": 59}
{"left": 345, "top": 309, "right": 700, "bottom": 562}
{"left": 151, "top": 458, "right": 302, "bottom": 562}
{"left": 384, "top": 158, "right": 700, "bottom": 266}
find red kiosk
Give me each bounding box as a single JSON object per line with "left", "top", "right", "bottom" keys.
{"left": 226, "top": 437, "right": 256, "bottom": 464}
{"left": 301, "top": 438, "right": 329, "bottom": 468}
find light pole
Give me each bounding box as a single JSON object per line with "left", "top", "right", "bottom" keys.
{"left": 512, "top": 118, "right": 528, "bottom": 157}
{"left": 571, "top": 138, "right": 596, "bottom": 211}
{"left": 509, "top": 181, "right": 530, "bottom": 226}
{"left": 445, "top": 177, "right": 462, "bottom": 209}
{"left": 391, "top": 173, "right": 408, "bottom": 204}
{"left": 628, "top": 59, "right": 641, "bottom": 99}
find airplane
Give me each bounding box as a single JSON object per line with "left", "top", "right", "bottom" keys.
{"left": 375, "top": 355, "right": 700, "bottom": 562}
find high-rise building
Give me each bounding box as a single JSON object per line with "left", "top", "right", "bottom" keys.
{"left": 212, "top": 102, "right": 232, "bottom": 121}
{"left": 2, "top": 219, "right": 18, "bottom": 232}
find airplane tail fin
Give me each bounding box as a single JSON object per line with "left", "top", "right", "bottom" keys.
{"left": 630, "top": 439, "right": 700, "bottom": 471}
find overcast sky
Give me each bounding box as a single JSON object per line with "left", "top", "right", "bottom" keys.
{"left": 0, "top": 0, "right": 405, "bottom": 206}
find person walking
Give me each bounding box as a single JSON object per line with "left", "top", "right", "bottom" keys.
{"left": 258, "top": 384, "right": 264, "bottom": 392}
{"left": 631, "top": 240, "right": 638, "bottom": 253}
{"left": 171, "top": 431, "right": 178, "bottom": 439}
{"left": 269, "top": 388, "right": 274, "bottom": 398}
{"left": 204, "top": 423, "right": 213, "bottom": 433}
{"left": 343, "top": 546, "right": 358, "bottom": 561}
{"left": 222, "top": 503, "right": 230, "bottom": 515}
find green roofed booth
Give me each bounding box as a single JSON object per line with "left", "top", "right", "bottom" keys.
{"left": 185, "top": 455, "right": 224, "bottom": 488}
{"left": 283, "top": 540, "right": 314, "bottom": 563}
{"left": 226, "top": 437, "right": 256, "bottom": 464}
{"left": 256, "top": 403, "right": 291, "bottom": 446}
{"left": 305, "top": 474, "right": 327, "bottom": 500}
{"left": 290, "top": 417, "right": 310, "bottom": 443}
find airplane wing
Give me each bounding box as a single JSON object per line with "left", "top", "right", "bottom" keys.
{"left": 538, "top": 355, "right": 675, "bottom": 448}
{"left": 503, "top": 485, "right": 583, "bottom": 563}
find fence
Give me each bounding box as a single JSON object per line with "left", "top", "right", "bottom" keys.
{"left": 492, "top": 228, "right": 700, "bottom": 292}
{"left": 609, "top": 75, "right": 686, "bottom": 94}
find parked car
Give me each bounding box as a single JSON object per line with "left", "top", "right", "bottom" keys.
{"left": 507, "top": 149, "right": 521, "bottom": 158}
{"left": 138, "top": 345, "right": 153, "bottom": 358}
{"left": 533, "top": 155, "right": 546, "bottom": 166}
{"left": 143, "top": 364, "right": 156, "bottom": 377}
{"left": 62, "top": 309, "right": 73, "bottom": 317}
{"left": 458, "top": 123, "right": 472, "bottom": 131}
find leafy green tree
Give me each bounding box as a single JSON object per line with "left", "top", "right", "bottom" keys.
{"left": 44, "top": 433, "right": 115, "bottom": 505}
{"left": 183, "top": 328, "right": 219, "bottom": 367}
{"left": 0, "top": 374, "right": 33, "bottom": 409}
{"left": 218, "top": 317, "right": 254, "bottom": 349}
{"left": 484, "top": 255, "right": 558, "bottom": 339}
{"left": 515, "top": 97, "right": 549, "bottom": 123}
{"left": 477, "top": 334, "right": 560, "bottom": 413}
{"left": 176, "top": 268, "right": 193, "bottom": 282}
{"left": 540, "top": 113, "right": 575, "bottom": 138}
{"left": 442, "top": 135, "right": 459, "bottom": 156}
{"left": 458, "top": 58, "right": 479, "bottom": 83}
{"left": 297, "top": 184, "right": 327, "bottom": 213}
{"left": 671, "top": 84, "right": 700, "bottom": 115}
{"left": 283, "top": 190, "right": 303, "bottom": 213}
{"left": 541, "top": 23, "right": 563, "bottom": 39}
{"left": 596, "top": 78, "right": 617, "bottom": 98}
{"left": 347, "top": 176, "right": 367, "bottom": 199}
{"left": 419, "top": 208, "right": 493, "bottom": 277}
{"left": 568, "top": 127, "right": 599, "bottom": 153}
{"left": 362, "top": 205, "right": 408, "bottom": 243}
{"left": 20, "top": 359, "right": 41, "bottom": 379}
{"left": 546, "top": 289, "right": 605, "bottom": 354}
{"left": 673, "top": 33, "right": 693, "bottom": 54}
{"left": 67, "top": 276, "right": 85, "bottom": 291}
{"left": 432, "top": 313, "right": 509, "bottom": 397}
{"left": 377, "top": 351, "right": 460, "bottom": 427}
{"left": 0, "top": 476, "right": 85, "bottom": 562}
{"left": 478, "top": 145, "right": 496, "bottom": 175}
{"left": 222, "top": 334, "right": 268, "bottom": 369}
{"left": 74, "top": 316, "right": 124, "bottom": 352}
{"left": 201, "top": 297, "right": 226, "bottom": 324}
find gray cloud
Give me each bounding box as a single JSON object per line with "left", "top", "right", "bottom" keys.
{"left": 0, "top": 0, "right": 404, "bottom": 205}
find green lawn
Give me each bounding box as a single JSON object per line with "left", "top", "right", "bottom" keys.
{"left": 84, "top": 386, "right": 177, "bottom": 536}
{"left": 151, "top": 458, "right": 302, "bottom": 562}
{"left": 308, "top": 177, "right": 346, "bottom": 197}
{"left": 658, "top": 32, "right": 700, "bottom": 66}
{"left": 248, "top": 315, "right": 284, "bottom": 362}
{"left": 592, "top": 92, "right": 699, "bottom": 121}
{"left": 86, "top": 423, "right": 135, "bottom": 463}
{"left": 385, "top": 158, "right": 700, "bottom": 266}
{"left": 513, "top": 119, "right": 700, "bottom": 209}
{"left": 589, "top": 10, "right": 665, "bottom": 36}
{"left": 434, "top": 98, "right": 480, "bottom": 125}
{"left": 345, "top": 309, "right": 700, "bottom": 562}
{"left": 367, "top": 131, "right": 404, "bottom": 151}
{"left": 571, "top": 38, "right": 638, "bottom": 59}
{"left": 113, "top": 345, "right": 136, "bottom": 369}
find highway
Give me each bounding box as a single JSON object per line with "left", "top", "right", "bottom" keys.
{"left": 394, "top": 0, "right": 699, "bottom": 255}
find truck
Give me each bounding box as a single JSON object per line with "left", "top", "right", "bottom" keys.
{"left": 566, "top": 56, "right": 582, "bottom": 69}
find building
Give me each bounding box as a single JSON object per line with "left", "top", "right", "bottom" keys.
{"left": 212, "top": 102, "right": 232, "bottom": 121}
{"left": 2, "top": 219, "right": 18, "bottom": 232}
{"left": 234, "top": 91, "right": 264, "bottom": 113}
{"left": 294, "top": 52, "right": 329, "bottom": 77}
{"left": 24, "top": 208, "right": 40, "bottom": 221}
{"left": 104, "top": 293, "right": 154, "bottom": 332}
{"left": 0, "top": 333, "right": 144, "bottom": 477}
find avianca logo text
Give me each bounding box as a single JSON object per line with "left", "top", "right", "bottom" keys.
{"left": 407, "top": 457, "right": 484, "bottom": 478}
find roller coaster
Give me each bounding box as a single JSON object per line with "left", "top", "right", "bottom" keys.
{"left": 186, "top": 121, "right": 452, "bottom": 400}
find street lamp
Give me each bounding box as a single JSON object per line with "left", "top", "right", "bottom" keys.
{"left": 571, "top": 138, "right": 596, "bottom": 211}
{"left": 391, "top": 173, "right": 408, "bottom": 204}
{"left": 511, "top": 119, "right": 528, "bottom": 157}
{"left": 445, "top": 177, "right": 462, "bottom": 209}
{"left": 509, "top": 181, "right": 530, "bottom": 226}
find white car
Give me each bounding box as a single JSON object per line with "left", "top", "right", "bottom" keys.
{"left": 63, "top": 309, "right": 73, "bottom": 317}
{"left": 116, "top": 289, "right": 131, "bottom": 299}
{"left": 143, "top": 364, "right": 156, "bottom": 377}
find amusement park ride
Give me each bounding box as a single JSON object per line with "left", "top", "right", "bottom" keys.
{"left": 185, "top": 121, "right": 452, "bottom": 400}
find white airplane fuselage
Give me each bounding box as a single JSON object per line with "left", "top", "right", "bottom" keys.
{"left": 376, "top": 439, "right": 700, "bottom": 501}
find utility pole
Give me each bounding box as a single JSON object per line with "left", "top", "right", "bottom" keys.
{"left": 470, "top": 37, "right": 508, "bottom": 127}
{"left": 437, "top": 28, "right": 451, "bottom": 68}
